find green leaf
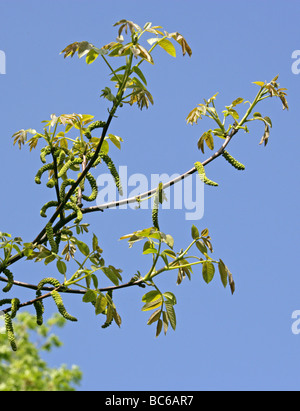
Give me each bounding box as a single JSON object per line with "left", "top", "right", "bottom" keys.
{"left": 232, "top": 97, "right": 244, "bottom": 107}
{"left": 163, "top": 234, "right": 174, "bottom": 249}
{"left": 156, "top": 319, "right": 163, "bottom": 337}
{"left": 142, "top": 290, "right": 161, "bottom": 303}
{"left": 191, "top": 225, "right": 200, "bottom": 240}
{"left": 82, "top": 290, "right": 97, "bottom": 303}
{"left": 158, "top": 38, "right": 176, "bottom": 57}
{"left": 202, "top": 261, "right": 215, "bottom": 284}
{"left": 143, "top": 240, "right": 157, "bottom": 255}
{"left": 75, "top": 240, "right": 90, "bottom": 257}
{"left": 147, "top": 309, "right": 161, "bottom": 325}
{"left": 86, "top": 49, "right": 100, "bottom": 65}
{"left": 204, "top": 130, "right": 214, "bottom": 150}
{"left": 95, "top": 294, "right": 107, "bottom": 315}
{"left": 92, "top": 234, "right": 99, "bottom": 252}
{"left": 164, "top": 301, "right": 176, "bottom": 330}
{"left": 106, "top": 134, "right": 123, "bottom": 150}
{"left": 101, "top": 267, "right": 119, "bottom": 286}
{"left": 218, "top": 259, "right": 228, "bottom": 288}
{"left": 196, "top": 240, "right": 208, "bottom": 255}
{"left": 162, "top": 311, "right": 169, "bottom": 335}
{"left": 56, "top": 260, "right": 67, "bottom": 275}
{"left": 132, "top": 66, "right": 147, "bottom": 85}
{"left": 142, "top": 298, "right": 163, "bottom": 312}
{"left": 163, "top": 292, "right": 177, "bottom": 305}
{"left": 163, "top": 249, "right": 176, "bottom": 258}
{"left": 44, "top": 255, "right": 56, "bottom": 266}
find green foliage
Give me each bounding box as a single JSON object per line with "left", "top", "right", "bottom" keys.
{"left": 0, "top": 312, "right": 82, "bottom": 391}
{"left": 0, "top": 19, "right": 287, "bottom": 349}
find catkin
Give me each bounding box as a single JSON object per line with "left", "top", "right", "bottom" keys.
{"left": 51, "top": 290, "right": 78, "bottom": 322}
{"left": 152, "top": 186, "right": 160, "bottom": 230}
{"left": 84, "top": 120, "right": 106, "bottom": 140}
{"left": 36, "top": 277, "right": 61, "bottom": 293}
{"left": 58, "top": 157, "right": 82, "bottom": 178}
{"left": 40, "top": 146, "right": 52, "bottom": 163}
{"left": 194, "top": 162, "right": 218, "bottom": 186}
{"left": 35, "top": 163, "right": 54, "bottom": 184}
{"left": 2, "top": 268, "right": 14, "bottom": 293}
{"left": 82, "top": 172, "right": 98, "bottom": 202}
{"left": 59, "top": 179, "right": 76, "bottom": 201}
{"left": 100, "top": 154, "right": 123, "bottom": 195}
{"left": 10, "top": 298, "right": 20, "bottom": 319}
{"left": 40, "top": 201, "right": 58, "bottom": 218}
{"left": 222, "top": 150, "right": 245, "bottom": 170}
{"left": 46, "top": 223, "right": 58, "bottom": 254}
{"left": 5, "top": 313, "right": 17, "bottom": 351}
{"left": 65, "top": 202, "right": 83, "bottom": 223}
{"left": 33, "top": 291, "right": 44, "bottom": 326}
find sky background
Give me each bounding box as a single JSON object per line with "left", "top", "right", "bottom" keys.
{"left": 0, "top": 0, "right": 299, "bottom": 391}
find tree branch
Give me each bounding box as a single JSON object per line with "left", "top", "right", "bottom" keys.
{"left": 82, "top": 128, "right": 238, "bottom": 214}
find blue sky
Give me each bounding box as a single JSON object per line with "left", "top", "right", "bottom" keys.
{"left": 0, "top": 0, "right": 300, "bottom": 391}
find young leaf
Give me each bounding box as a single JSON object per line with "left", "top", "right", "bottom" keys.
{"left": 147, "top": 309, "right": 161, "bottom": 325}
{"left": 92, "top": 234, "right": 99, "bottom": 252}
{"left": 218, "top": 259, "right": 228, "bottom": 288}
{"left": 95, "top": 294, "right": 107, "bottom": 315}
{"left": 191, "top": 225, "right": 199, "bottom": 240}
{"left": 253, "top": 81, "right": 265, "bottom": 87}
{"left": 142, "top": 298, "right": 163, "bottom": 312}
{"left": 56, "top": 260, "right": 67, "bottom": 276}
{"left": 162, "top": 311, "right": 169, "bottom": 335}
{"left": 196, "top": 240, "right": 208, "bottom": 255}
{"left": 163, "top": 292, "right": 177, "bottom": 305}
{"left": 201, "top": 228, "right": 209, "bottom": 237}
{"left": 202, "top": 261, "right": 215, "bottom": 284}
{"left": 164, "top": 300, "right": 176, "bottom": 330}
{"left": 82, "top": 289, "right": 97, "bottom": 303}
{"left": 156, "top": 319, "right": 163, "bottom": 337}
{"left": 142, "top": 290, "right": 161, "bottom": 303}
{"left": 75, "top": 239, "right": 90, "bottom": 257}
{"left": 101, "top": 266, "right": 119, "bottom": 286}
{"left": 132, "top": 66, "right": 147, "bottom": 85}
{"left": 157, "top": 39, "right": 176, "bottom": 57}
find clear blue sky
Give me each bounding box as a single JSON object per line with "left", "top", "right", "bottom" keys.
{"left": 1, "top": 0, "right": 300, "bottom": 391}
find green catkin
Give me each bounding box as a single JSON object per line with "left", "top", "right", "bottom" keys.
{"left": 40, "top": 201, "right": 58, "bottom": 218}
{"left": 100, "top": 154, "right": 123, "bottom": 195}
{"left": 65, "top": 202, "right": 83, "bottom": 223}
{"left": 152, "top": 186, "right": 160, "bottom": 230}
{"left": 46, "top": 178, "right": 57, "bottom": 188}
{"left": 33, "top": 291, "right": 44, "bottom": 326}
{"left": 58, "top": 157, "right": 82, "bottom": 178}
{"left": 222, "top": 150, "right": 245, "bottom": 170}
{"left": 35, "top": 163, "right": 54, "bottom": 184}
{"left": 84, "top": 121, "right": 106, "bottom": 140}
{"left": 51, "top": 290, "right": 78, "bottom": 322}
{"left": 46, "top": 223, "right": 58, "bottom": 254}
{"left": 2, "top": 268, "right": 14, "bottom": 293}
{"left": 10, "top": 298, "right": 20, "bottom": 319}
{"left": 34, "top": 278, "right": 61, "bottom": 325}
{"left": 5, "top": 313, "right": 17, "bottom": 351}
{"left": 82, "top": 172, "right": 98, "bottom": 202}
{"left": 59, "top": 179, "right": 76, "bottom": 201}
{"left": 40, "top": 146, "right": 52, "bottom": 163}
{"left": 36, "top": 277, "right": 61, "bottom": 292}
{"left": 194, "top": 162, "right": 219, "bottom": 186}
